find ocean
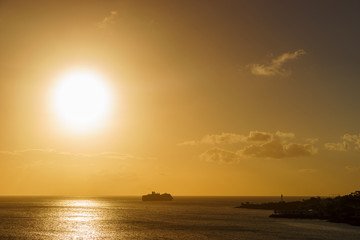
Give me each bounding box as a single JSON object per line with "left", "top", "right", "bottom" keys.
{"left": 0, "top": 196, "right": 359, "bottom": 239}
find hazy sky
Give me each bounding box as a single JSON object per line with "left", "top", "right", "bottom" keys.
{"left": 0, "top": 0, "right": 360, "bottom": 196}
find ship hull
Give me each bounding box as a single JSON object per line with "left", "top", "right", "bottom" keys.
{"left": 142, "top": 193, "right": 173, "bottom": 201}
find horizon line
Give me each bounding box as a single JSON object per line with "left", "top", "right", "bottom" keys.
{"left": 0, "top": 194, "right": 332, "bottom": 197}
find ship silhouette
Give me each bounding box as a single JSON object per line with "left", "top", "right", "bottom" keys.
{"left": 142, "top": 191, "right": 173, "bottom": 201}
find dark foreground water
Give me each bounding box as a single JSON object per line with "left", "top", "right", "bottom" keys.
{"left": 0, "top": 196, "right": 359, "bottom": 240}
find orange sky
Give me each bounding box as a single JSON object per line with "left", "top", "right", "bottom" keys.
{"left": 0, "top": 0, "right": 359, "bottom": 196}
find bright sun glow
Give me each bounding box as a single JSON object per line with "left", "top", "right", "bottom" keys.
{"left": 52, "top": 69, "right": 112, "bottom": 132}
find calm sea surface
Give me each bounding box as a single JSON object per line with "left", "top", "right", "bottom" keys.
{"left": 0, "top": 196, "right": 359, "bottom": 240}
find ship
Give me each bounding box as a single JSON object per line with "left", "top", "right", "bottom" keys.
{"left": 142, "top": 191, "right": 173, "bottom": 201}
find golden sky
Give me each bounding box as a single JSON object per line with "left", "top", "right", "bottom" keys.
{"left": 0, "top": 0, "right": 360, "bottom": 196}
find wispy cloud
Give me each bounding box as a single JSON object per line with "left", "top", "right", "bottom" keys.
{"left": 97, "top": 11, "right": 118, "bottom": 29}
{"left": 247, "top": 131, "right": 272, "bottom": 142}
{"left": 199, "top": 147, "right": 240, "bottom": 164}
{"left": 343, "top": 134, "right": 360, "bottom": 149}
{"left": 324, "top": 133, "right": 360, "bottom": 151}
{"left": 248, "top": 49, "right": 306, "bottom": 76}
{"left": 239, "top": 140, "right": 317, "bottom": 159}
{"left": 0, "top": 149, "right": 134, "bottom": 160}
{"left": 196, "top": 131, "right": 317, "bottom": 162}
{"left": 178, "top": 132, "right": 244, "bottom": 146}
{"left": 199, "top": 132, "right": 245, "bottom": 145}
{"left": 324, "top": 142, "right": 348, "bottom": 151}
{"left": 179, "top": 131, "right": 295, "bottom": 146}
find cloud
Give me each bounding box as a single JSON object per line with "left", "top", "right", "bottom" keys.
{"left": 0, "top": 149, "right": 133, "bottom": 160}
{"left": 285, "top": 143, "right": 317, "bottom": 157}
{"left": 179, "top": 130, "right": 296, "bottom": 146}
{"left": 324, "top": 133, "right": 360, "bottom": 151}
{"left": 245, "top": 131, "right": 294, "bottom": 143}
{"left": 248, "top": 49, "right": 306, "bottom": 76}
{"left": 97, "top": 11, "right": 117, "bottom": 29}
{"left": 185, "top": 131, "right": 317, "bottom": 160}
{"left": 0, "top": 150, "right": 21, "bottom": 156}
{"left": 324, "top": 142, "right": 348, "bottom": 151}
{"left": 200, "top": 140, "right": 316, "bottom": 163}
{"left": 201, "top": 133, "right": 245, "bottom": 144}
{"left": 95, "top": 152, "right": 134, "bottom": 160}
{"left": 179, "top": 132, "right": 244, "bottom": 146}
{"left": 275, "top": 131, "right": 295, "bottom": 140}
{"left": 199, "top": 147, "right": 239, "bottom": 164}
{"left": 247, "top": 131, "right": 272, "bottom": 142}
{"left": 343, "top": 134, "right": 360, "bottom": 149}
{"left": 239, "top": 140, "right": 317, "bottom": 159}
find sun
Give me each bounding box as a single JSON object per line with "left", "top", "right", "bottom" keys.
{"left": 51, "top": 69, "right": 112, "bottom": 132}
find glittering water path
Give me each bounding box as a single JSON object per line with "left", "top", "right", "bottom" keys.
{"left": 0, "top": 196, "right": 359, "bottom": 239}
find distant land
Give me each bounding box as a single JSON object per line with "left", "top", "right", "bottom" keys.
{"left": 237, "top": 191, "right": 360, "bottom": 226}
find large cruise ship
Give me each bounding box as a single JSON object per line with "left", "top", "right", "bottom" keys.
{"left": 142, "top": 191, "right": 173, "bottom": 201}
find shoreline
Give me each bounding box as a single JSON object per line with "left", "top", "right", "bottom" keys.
{"left": 237, "top": 191, "right": 360, "bottom": 226}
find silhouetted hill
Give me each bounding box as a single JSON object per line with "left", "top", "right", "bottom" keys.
{"left": 237, "top": 191, "right": 360, "bottom": 226}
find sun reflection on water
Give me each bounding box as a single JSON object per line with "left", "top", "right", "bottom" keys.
{"left": 56, "top": 199, "right": 104, "bottom": 239}
{"left": 59, "top": 199, "right": 101, "bottom": 208}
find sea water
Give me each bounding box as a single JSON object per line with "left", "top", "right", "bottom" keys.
{"left": 0, "top": 196, "right": 359, "bottom": 239}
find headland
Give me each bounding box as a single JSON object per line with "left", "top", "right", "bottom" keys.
{"left": 237, "top": 191, "right": 360, "bottom": 226}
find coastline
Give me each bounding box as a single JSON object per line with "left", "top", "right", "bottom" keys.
{"left": 237, "top": 191, "right": 360, "bottom": 226}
